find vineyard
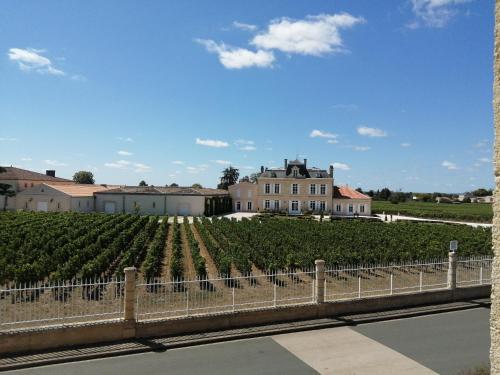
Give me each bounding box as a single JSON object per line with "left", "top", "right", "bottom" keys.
{"left": 372, "top": 201, "right": 493, "bottom": 223}
{"left": 0, "top": 212, "right": 492, "bottom": 284}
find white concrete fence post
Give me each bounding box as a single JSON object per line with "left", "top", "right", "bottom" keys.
{"left": 315, "top": 259, "right": 325, "bottom": 304}
{"left": 447, "top": 252, "right": 457, "bottom": 291}
{"left": 124, "top": 267, "right": 137, "bottom": 322}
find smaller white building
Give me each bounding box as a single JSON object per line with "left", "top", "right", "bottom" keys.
{"left": 332, "top": 186, "right": 372, "bottom": 216}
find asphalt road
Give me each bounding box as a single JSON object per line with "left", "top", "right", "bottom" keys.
{"left": 5, "top": 307, "right": 490, "bottom": 375}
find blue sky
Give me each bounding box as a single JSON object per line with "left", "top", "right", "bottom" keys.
{"left": 0, "top": 0, "right": 495, "bottom": 192}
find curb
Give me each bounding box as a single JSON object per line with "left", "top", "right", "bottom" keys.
{"left": 0, "top": 299, "right": 490, "bottom": 372}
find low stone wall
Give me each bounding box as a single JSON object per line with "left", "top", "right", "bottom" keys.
{"left": 0, "top": 285, "right": 490, "bottom": 355}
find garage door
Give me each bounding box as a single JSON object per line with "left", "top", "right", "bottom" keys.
{"left": 104, "top": 202, "right": 116, "bottom": 214}
{"left": 37, "top": 202, "right": 48, "bottom": 212}
{"left": 177, "top": 203, "right": 191, "bottom": 216}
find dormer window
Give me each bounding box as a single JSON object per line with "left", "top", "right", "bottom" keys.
{"left": 292, "top": 168, "right": 298, "bottom": 177}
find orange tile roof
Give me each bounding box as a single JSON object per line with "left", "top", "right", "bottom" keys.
{"left": 333, "top": 185, "right": 371, "bottom": 200}
{"left": 45, "top": 184, "right": 113, "bottom": 197}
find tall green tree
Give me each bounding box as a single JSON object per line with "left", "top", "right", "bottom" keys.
{"left": 192, "top": 183, "right": 203, "bottom": 189}
{"left": 73, "top": 171, "right": 95, "bottom": 184}
{"left": 0, "top": 183, "right": 15, "bottom": 211}
{"left": 217, "top": 166, "right": 239, "bottom": 190}
{"left": 139, "top": 180, "right": 148, "bottom": 186}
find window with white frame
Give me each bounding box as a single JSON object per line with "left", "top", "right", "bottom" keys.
{"left": 336, "top": 204, "right": 341, "bottom": 212}
{"left": 349, "top": 204, "right": 353, "bottom": 213}
{"left": 309, "top": 201, "right": 316, "bottom": 211}
{"left": 310, "top": 184, "right": 316, "bottom": 195}
{"left": 320, "top": 184, "right": 326, "bottom": 195}
{"left": 292, "top": 183, "right": 298, "bottom": 195}
{"left": 291, "top": 201, "right": 299, "bottom": 211}
{"left": 236, "top": 201, "right": 241, "bottom": 211}
{"left": 274, "top": 200, "right": 280, "bottom": 210}
{"left": 360, "top": 204, "right": 365, "bottom": 213}
{"left": 274, "top": 184, "right": 280, "bottom": 194}
{"left": 319, "top": 201, "right": 326, "bottom": 211}
{"left": 293, "top": 169, "right": 298, "bottom": 177}
{"left": 265, "top": 200, "right": 270, "bottom": 209}
{"left": 265, "top": 183, "right": 270, "bottom": 194}
{"left": 247, "top": 201, "right": 253, "bottom": 210}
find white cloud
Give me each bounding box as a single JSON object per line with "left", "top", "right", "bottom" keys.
{"left": 233, "top": 21, "right": 257, "bottom": 31}
{"left": 409, "top": 0, "right": 472, "bottom": 28}
{"left": 213, "top": 160, "right": 231, "bottom": 165}
{"left": 133, "top": 163, "right": 152, "bottom": 172}
{"left": 44, "top": 159, "right": 68, "bottom": 167}
{"left": 195, "top": 137, "right": 229, "bottom": 148}
{"left": 353, "top": 146, "right": 370, "bottom": 151}
{"left": 310, "top": 129, "right": 338, "bottom": 139}
{"left": 104, "top": 162, "right": 126, "bottom": 169}
{"left": 332, "top": 162, "right": 350, "bottom": 171}
{"left": 234, "top": 139, "right": 255, "bottom": 145}
{"left": 327, "top": 139, "right": 339, "bottom": 144}
{"left": 195, "top": 39, "right": 275, "bottom": 69}
{"left": 251, "top": 13, "right": 365, "bottom": 56}
{"left": 117, "top": 137, "right": 134, "bottom": 142}
{"left": 172, "top": 160, "right": 185, "bottom": 165}
{"left": 117, "top": 150, "right": 133, "bottom": 156}
{"left": 239, "top": 145, "right": 256, "bottom": 151}
{"left": 116, "top": 160, "right": 130, "bottom": 165}
{"left": 400, "top": 142, "right": 411, "bottom": 148}
{"left": 21, "top": 157, "right": 32, "bottom": 161}
{"left": 477, "top": 157, "right": 491, "bottom": 163}
{"left": 357, "top": 126, "right": 387, "bottom": 137}
{"left": 8, "top": 48, "right": 66, "bottom": 76}
{"left": 332, "top": 104, "right": 358, "bottom": 111}
{"left": 442, "top": 160, "right": 459, "bottom": 170}
{"left": 0, "top": 137, "right": 17, "bottom": 142}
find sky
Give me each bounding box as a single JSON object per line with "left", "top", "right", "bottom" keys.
{"left": 0, "top": 0, "right": 495, "bottom": 193}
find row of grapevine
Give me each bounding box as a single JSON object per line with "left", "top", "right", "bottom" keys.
{"left": 142, "top": 218, "right": 169, "bottom": 280}
{"left": 183, "top": 217, "right": 207, "bottom": 279}
{"left": 115, "top": 216, "right": 160, "bottom": 275}
{"left": 194, "top": 218, "right": 231, "bottom": 277}
{"left": 80, "top": 216, "right": 150, "bottom": 279}
{"left": 170, "top": 217, "right": 184, "bottom": 280}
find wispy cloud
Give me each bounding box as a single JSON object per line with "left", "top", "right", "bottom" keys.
{"left": 133, "top": 163, "right": 152, "bottom": 173}
{"left": 234, "top": 139, "right": 255, "bottom": 146}
{"left": 195, "top": 39, "right": 275, "bottom": 69}
{"left": 332, "top": 104, "right": 359, "bottom": 111}
{"left": 477, "top": 157, "right": 491, "bottom": 163}
{"left": 104, "top": 162, "right": 126, "bottom": 169}
{"left": 442, "top": 160, "right": 459, "bottom": 170}
{"left": 196, "top": 137, "right": 229, "bottom": 148}
{"left": 8, "top": 48, "right": 66, "bottom": 76}
{"left": 117, "top": 150, "right": 133, "bottom": 156}
{"left": 172, "top": 160, "right": 185, "bottom": 165}
{"left": 353, "top": 146, "right": 370, "bottom": 151}
{"left": 251, "top": 13, "right": 365, "bottom": 56}
{"left": 239, "top": 145, "right": 256, "bottom": 151}
{"left": 213, "top": 159, "right": 231, "bottom": 165}
{"left": 327, "top": 139, "right": 339, "bottom": 144}
{"left": 357, "top": 126, "right": 387, "bottom": 137}
{"left": 233, "top": 21, "right": 257, "bottom": 31}
{"left": 332, "top": 162, "right": 350, "bottom": 171}
{"left": 0, "top": 137, "right": 17, "bottom": 142}
{"left": 310, "top": 129, "right": 338, "bottom": 139}
{"left": 400, "top": 142, "right": 411, "bottom": 148}
{"left": 408, "top": 0, "right": 473, "bottom": 29}
{"left": 44, "top": 159, "right": 68, "bottom": 167}
{"left": 21, "top": 157, "right": 32, "bottom": 161}
{"left": 117, "top": 137, "right": 134, "bottom": 142}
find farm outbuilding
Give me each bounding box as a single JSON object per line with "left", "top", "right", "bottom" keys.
{"left": 94, "top": 186, "right": 230, "bottom": 216}
{"left": 16, "top": 183, "right": 113, "bottom": 213}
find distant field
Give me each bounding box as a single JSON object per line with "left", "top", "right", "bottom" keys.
{"left": 372, "top": 201, "right": 493, "bottom": 223}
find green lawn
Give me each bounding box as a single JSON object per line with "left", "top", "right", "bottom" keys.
{"left": 372, "top": 201, "right": 493, "bottom": 223}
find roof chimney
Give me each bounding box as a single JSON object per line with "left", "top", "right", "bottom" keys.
{"left": 260, "top": 165, "right": 264, "bottom": 173}
{"left": 329, "top": 165, "right": 334, "bottom": 177}
{"left": 284, "top": 158, "right": 288, "bottom": 169}
{"left": 46, "top": 170, "right": 56, "bottom": 177}
{"left": 304, "top": 158, "right": 307, "bottom": 167}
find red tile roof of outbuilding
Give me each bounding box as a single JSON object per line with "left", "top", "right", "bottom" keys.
{"left": 333, "top": 185, "right": 371, "bottom": 199}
